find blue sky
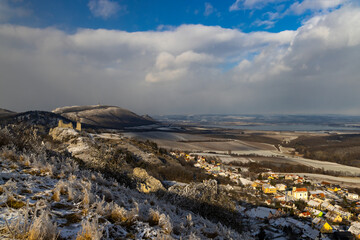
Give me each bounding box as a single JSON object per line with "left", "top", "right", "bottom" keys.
{"left": 1, "top": 0, "right": 360, "bottom": 115}
{"left": 4, "top": 0, "right": 341, "bottom": 32}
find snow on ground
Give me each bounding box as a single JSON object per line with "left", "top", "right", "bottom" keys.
{"left": 124, "top": 130, "right": 360, "bottom": 175}
{"left": 285, "top": 156, "right": 360, "bottom": 176}
{"left": 92, "top": 133, "right": 123, "bottom": 140}
{"left": 245, "top": 207, "right": 277, "bottom": 219}
{"left": 0, "top": 150, "right": 249, "bottom": 239}
{"left": 295, "top": 173, "right": 360, "bottom": 187}
{"left": 123, "top": 131, "right": 260, "bottom": 153}
{"left": 190, "top": 153, "right": 252, "bottom": 164}
{"left": 67, "top": 138, "right": 90, "bottom": 154}
{"left": 239, "top": 178, "right": 253, "bottom": 186}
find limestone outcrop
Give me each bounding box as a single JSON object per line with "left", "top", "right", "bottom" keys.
{"left": 49, "top": 126, "right": 78, "bottom": 142}
{"left": 132, "top": 167, "right": 165, "bottom": 193}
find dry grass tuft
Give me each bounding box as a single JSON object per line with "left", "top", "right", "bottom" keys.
{"left": 51, "top": 188, "right": 60, "bottom": 202}
{"left": 76, "top": 218, "right": 102, "bottom": 240}
{"left": 23, "top": 169, "right": 41, "bottom": 176}
{"left": 148, "top": 209, "right": 160, "bottom": 226}
{"left": 81, "top": 181, "right": 92, "bottom": 209}
{"left": 159, "top": 214, "right": 173, "bottom": 234}
{"left": 108, "top": 203, "right": 138, "bottom": 226}
{"left": 39, "top": 163, "right": 53, "bottom": 176}
{"left": 68, "top": 174, "right": 77, "bottom": 181}
{"left": 24, "top": 159, "right": 31, "bottom": 167}
{"left": 55, "top": 180, "right": 68, "bottom": 195}
{"left": 10, "top": 163, "right": 18, "bottom": 169}
{"left": 28, "top": 210, "right": 58, "bottom": 240}
{"left": 93, "top": 198, "right": 106, "bottom": 216}
{"left": 81, "top": 188, "right": 90, "bottom": 208}
{"left": 185, "top": 213, "right": 193, "bottom": 228}
{"left": 6, "top": 195, "right": 26, "bottom": 209}
{"left": 67, "top": 186, "right": 74, "bottom": 201}
{"left": 109, "top": 204, "right": 127, "bottom": 223}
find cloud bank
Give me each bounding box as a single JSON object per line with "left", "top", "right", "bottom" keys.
{"left": 1, "top": 5, "right": 360, "bottom": 115}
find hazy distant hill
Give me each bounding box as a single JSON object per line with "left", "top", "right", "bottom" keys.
{"left": 53, "top": 105, "right": 156, "bottom": 129}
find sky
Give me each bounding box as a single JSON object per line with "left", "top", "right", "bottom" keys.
{"left": 1, "top": 0, "right": 360, "bottom": 115}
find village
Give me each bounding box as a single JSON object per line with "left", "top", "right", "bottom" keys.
{"left": 170, "top": 151, "right": 360, "bottom": 239}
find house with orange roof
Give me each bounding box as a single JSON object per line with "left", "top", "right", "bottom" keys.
{"left": 299, "top": 211, "right": 311, "bottom": 218}
{"left": 292, "top": 187, "right": 308, "bottom": 201}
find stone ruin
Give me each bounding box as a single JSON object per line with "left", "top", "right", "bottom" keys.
{"left": 58, "top": 119, "right": 81, "bottom": 131}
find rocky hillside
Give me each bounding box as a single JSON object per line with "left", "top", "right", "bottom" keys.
{"left": 0, "top": 123, "right": 249, "bottom": 239}
{"left": 0, "top": 111, "right": 75, "bottom": 130}
{"left": 53, "top": 105, "right": 156, "bottom": 129}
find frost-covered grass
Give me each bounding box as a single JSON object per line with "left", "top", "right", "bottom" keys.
{"left": 0, "top": 142, "right": 250, "bottom": 239}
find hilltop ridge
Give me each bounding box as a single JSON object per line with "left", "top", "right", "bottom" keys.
{"left": 53, "top": 105, "right": 156, "bottom": 129}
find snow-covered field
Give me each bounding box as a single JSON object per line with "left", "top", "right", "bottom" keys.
{"left": 294, "top": 173, "right": 360, "bottom": 187}
{"left": 282, "top": 156, "right": 360, "bottom": 176}
{"left": 123, "top": 131, "right": 265, "bottom": 153}
{"left": 124, "top": 130, "right": 360, "bottom": 175}
{"left": 190, "top": 153, "right": 252, "bottom": 164}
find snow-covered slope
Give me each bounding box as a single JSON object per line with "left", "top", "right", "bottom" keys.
{"left": 0, "top": 148, "right": 249, "bottom": 239}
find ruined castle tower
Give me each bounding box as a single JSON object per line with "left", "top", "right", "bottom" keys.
{"left": 76, "top": 121, "right": 81, "bottom": 131}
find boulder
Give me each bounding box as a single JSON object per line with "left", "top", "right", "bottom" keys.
{"left": 132, "top": 167, "right": 164, "bottom": 193}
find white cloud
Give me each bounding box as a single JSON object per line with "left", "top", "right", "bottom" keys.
{"left": 88, "top": 0, "right": 124, "bottom": 19}
{"left": 1, "top": 5, "right": 360, "bottom": 114}
{"left": 230, "top": 0, "right": 287, "bottom": 11}
{"left": 146, "top": 51, "right": 218, "bottom": 82}
{"left": 289, "top": 0, "right": 347, "bottom": 15}
{"left": 0, "top": 0, "right": 30, "bottom": 21}
{"left": 204, "top": 2, "right": 215, "bottom": 16}
{"left": 253, "top": 19, "right": 276, "bottom": 29}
